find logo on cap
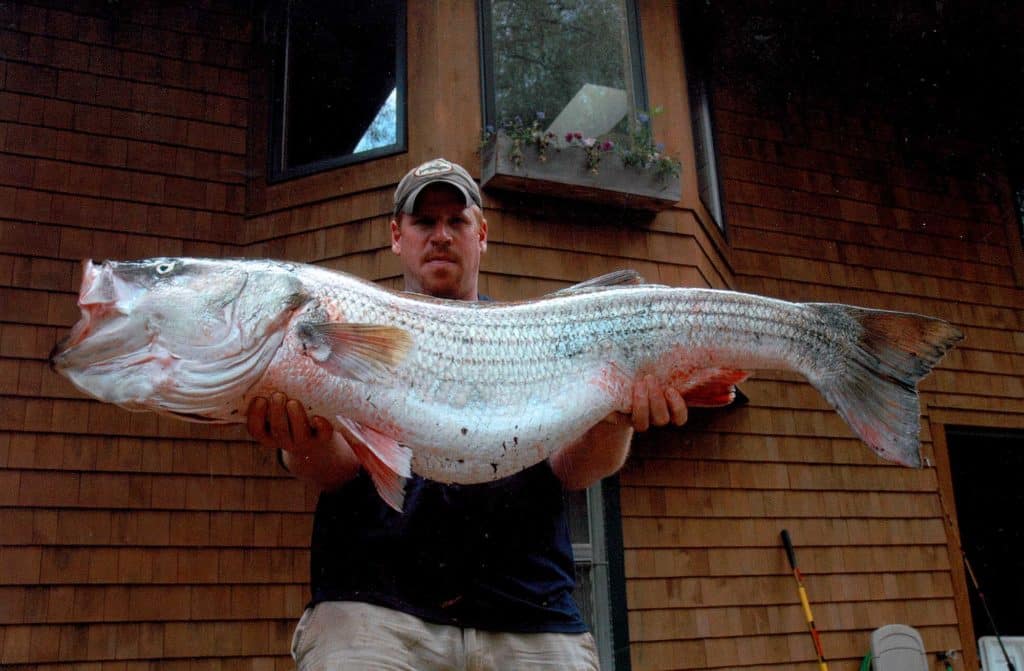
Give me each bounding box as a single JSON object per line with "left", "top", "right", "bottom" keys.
{"left": 414, "top": 158, "right": 454, "bottom": 177}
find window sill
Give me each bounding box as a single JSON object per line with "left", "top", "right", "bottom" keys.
{"left": 481, "top": 134, "right": 681, "bottom": 212}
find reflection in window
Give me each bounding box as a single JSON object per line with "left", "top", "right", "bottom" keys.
{"left": 268, "top": 0, "right": 406, "bottom": 181}
{"left": 689, "top": 75, "right": 724, "bottom": 229}
{"left": 354, "top": 88, "right": 398, "bottom": 154}
{"left": 482, "top": 0, "right": 647, "bottom": 143}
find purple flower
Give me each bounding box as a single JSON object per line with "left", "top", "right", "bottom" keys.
{"left": 573, "top": 131, "right": 583, "bottom": 140}
{"left": 565, "top": 132, "right": 575, "bottom": 143}
{"left": 583, "top": 137, "right": 596, "bottom": 148}
{"left": 637, "top": 112, "right": 650, "bottom": 124}
{"left": 602, "top": 140, "right": 615, "bottom": 151}
{"left": 536, "top": 111, "right": 546, "bottom": 120}
{"left": 656, "top": 143, "right": 665, "bottom": 152}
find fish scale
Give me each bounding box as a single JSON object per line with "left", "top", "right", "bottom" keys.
{"left": 52, "top": 258, "right": 963, "bottom": 511}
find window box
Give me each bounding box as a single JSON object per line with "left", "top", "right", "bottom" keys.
{"left": 481, "top": 133, "right": 681, "bottom": 211}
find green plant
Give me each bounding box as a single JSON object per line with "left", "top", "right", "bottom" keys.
{"left": 618, "top": 108, "right": 682, "bottom": 180}
{"left": 483, "top": 113, "right": 557, "bottom": 167}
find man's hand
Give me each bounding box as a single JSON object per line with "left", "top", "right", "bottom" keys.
{"left": 247, "top": 393, "right": 335, "bottom": 456}
{"left": 246, "top": 393, "right": 360, "bottom": 490}
{"left": 605, "top": 374, "right": 689, "bottom": 431}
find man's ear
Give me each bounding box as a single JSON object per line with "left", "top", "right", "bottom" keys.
{"left": 390, "top": 218, "right": 401, "bottom": 254}
{"left": 478, "top": 215, "right": 488, "bottom": 253}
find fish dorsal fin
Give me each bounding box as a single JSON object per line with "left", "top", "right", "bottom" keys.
{"left": 336, "top": 416, "right": 412, "bottom": 512}
{"left": 297, "top": 322, "right": 412, "bottom": 381}
{"left": 550, "top": 270, "right": 645, "bottom": 296}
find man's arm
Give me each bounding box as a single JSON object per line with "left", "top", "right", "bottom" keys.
{"left": 247, "top": 393, "right": 361, "bottom": 491}
{"left": 549, "top": 375, "right": 688, "bottom": 491}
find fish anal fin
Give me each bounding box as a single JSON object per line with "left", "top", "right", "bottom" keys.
{"left": 298, "top": 322, "right": 412, "bottom": 381}
{"left": 336, "top": 416, "right": 411, "bottom": 513}
{"left": 681, "top": 369, "right": 749, "bottom": 407}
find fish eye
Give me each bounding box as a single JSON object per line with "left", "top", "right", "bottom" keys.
{"left": 155, "top": 261, "right": 176, "bottom": 275}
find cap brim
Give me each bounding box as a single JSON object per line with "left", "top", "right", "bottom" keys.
{"left": 399, "top": 179, "right": 475, "bottom": 215}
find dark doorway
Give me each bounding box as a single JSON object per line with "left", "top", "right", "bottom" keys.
{"left": 947, "top": 428, "right": 1024, "bottom": 640}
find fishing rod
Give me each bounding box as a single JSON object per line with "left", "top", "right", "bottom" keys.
{"left": 781, "top": 529, "right": 829, "bottom": 671}
{"left": 963, "top": 552, "right": 1017, "bottom": 671}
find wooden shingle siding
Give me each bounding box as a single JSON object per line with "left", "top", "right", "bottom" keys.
{"left": 0, "top": 1, "right": 306, "bottom": 668}
{"left": 612, "top": 36, "right": 1022, "bottom": 664}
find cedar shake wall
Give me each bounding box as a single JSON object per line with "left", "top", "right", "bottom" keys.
{"left": 620, "top": 85, "right": 1024, "bottom": 669}
{"left": 0, "top": 2, "right": 311, "bottom": 668}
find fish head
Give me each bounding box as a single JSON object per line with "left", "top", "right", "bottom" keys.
{"left": 51, "top": 258, "right": 308, "bottom": 419}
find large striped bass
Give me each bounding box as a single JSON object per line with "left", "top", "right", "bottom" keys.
{"left": 51, "top": 257, "right": 963, "bottom": 510}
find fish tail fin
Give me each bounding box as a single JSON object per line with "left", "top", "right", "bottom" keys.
{"left": 807, "top": 304, "right": 963, "bottom": 467}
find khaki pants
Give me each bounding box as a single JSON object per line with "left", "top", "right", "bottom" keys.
{"left": 291, "top": 601, "right": 601, "bottom": 671}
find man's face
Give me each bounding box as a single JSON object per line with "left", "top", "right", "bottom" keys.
{"left": 391, "top": 184, "right": 487, "bottom": 300}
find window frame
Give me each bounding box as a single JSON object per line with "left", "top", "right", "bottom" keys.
{"left": 266, "top": 0, "right": 408, "bottom": 184}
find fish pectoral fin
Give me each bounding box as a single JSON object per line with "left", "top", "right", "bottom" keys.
{"left": 680, "top": 368, "right": 749, "bottom": 407}
{"left": 336, "top": 416, "right": 412, "bottom": 513}
{"left": 298, "top": 321, "right": 413, "bottom": 381}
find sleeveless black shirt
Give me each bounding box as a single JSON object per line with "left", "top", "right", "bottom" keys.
{"left": 308, "top": 461, "right": 588, "bottom": 633}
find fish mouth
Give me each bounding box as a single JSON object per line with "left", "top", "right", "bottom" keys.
{"left": 50, "top": 260, "right": 131, "bottom": 369}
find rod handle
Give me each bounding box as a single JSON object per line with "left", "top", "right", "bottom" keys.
{"left": 781, "top": 529, "right": 798, "bottom": 570}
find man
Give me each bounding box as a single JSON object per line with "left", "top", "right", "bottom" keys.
{"left": 247, "top": 158, "right": 688, "bottom": 670}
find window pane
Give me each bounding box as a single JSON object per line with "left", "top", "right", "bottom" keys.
{"left": 270, "top": 0, "right": 405, "bottom": 179}
{"left": 573, "top": 563, "right": 596, "bottom": 630}
{"left": 568, "top": 483, "right": 617, "bottom": 670}
{"left": 564, "top": 487, "right": 591, "bottom": 544}
{"left": 690, "top": 75, "right": 724, "bottom": 229}
{"left": 486, "top": 0, "right": 643, "bottom": 140}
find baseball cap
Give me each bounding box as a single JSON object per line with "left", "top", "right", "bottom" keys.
{"left": 393, "top": 158, "right": 482, "bottom": 217}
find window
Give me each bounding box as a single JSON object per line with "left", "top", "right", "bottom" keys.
{"left": 688, "top": 74, "right": 724, "bottom": 230}
{"left": 946, "top": 428, "right": 1024, "bottom": 641}
{"left": 267, "top": 0, "right": 406, "bottom": 181}
{"left": 480, "top": 0, "right": 648, "bottom": 142}
{"left": 682, "top": 0, "right": 725, "bottom": 231}
{"left": 566, "top": 479, "right": 630, "bottom": 671}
